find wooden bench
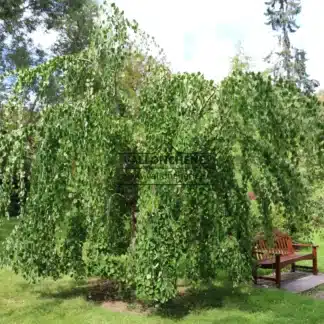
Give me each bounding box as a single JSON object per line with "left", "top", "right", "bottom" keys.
{"left": 252, "top": 229, "right": 318, "bottom": 288}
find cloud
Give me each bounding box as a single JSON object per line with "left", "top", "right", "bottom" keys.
{"left": 31, "top": 27, "right": 57, "bottom": 53}
{"left": 31, "top": 0, "right": 324, "bottom": 88}
{"left": 114, "top": 0, "right": 324, "bottom": 87}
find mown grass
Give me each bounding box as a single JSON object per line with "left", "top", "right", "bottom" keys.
{"left": 2, "top": 267, "right": 324, "bottom": 324}
{"left": 0, "top": 217, "right": 18, "bottom": 243}
{"left": 1, "top": 218, "right": 324, "bottom": 324}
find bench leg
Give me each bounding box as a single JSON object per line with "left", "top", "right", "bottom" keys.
{"left": 252, "top": 265, "right": 257, "bottom": 284}
{"left": 275, "top": 254, "right": 281, "bottom": 288}
{"left": 291, "top": 263, "right": 296, "bottom": 272}
{"left": 312, "top": 246, "right": 318, "bottom": 275}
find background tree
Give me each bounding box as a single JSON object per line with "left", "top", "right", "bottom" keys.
{"left": 264, "top": 0, "right": 319, "bottom": 93}
{"left": 230, "top": 42, "right": 252, "bottom": 73}
{"left": 318, "top": 89, "right": 324, "bottom": 103}
{"left": 0, "top": 0, "right": 99, "bottom": 105}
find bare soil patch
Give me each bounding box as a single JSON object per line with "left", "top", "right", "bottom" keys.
{"left": 86, "top": 277, "right": 190, "bottom": 315}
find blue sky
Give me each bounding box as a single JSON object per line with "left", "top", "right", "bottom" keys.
{"left": 34, "top": 0, "right": 324, "bottom": 88}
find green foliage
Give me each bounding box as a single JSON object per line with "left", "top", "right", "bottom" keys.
{"left": 0, "top": 2, "right": 323, "bottom": 304}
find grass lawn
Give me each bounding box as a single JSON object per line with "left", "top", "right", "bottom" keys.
{"left": 3, "top": 267, "right": 324, "bottom": 324}
{"left": 289, "top": 231, "right": 324, "bottom": 270}
{"left": 0, "top": 218, "right": 19, "bottom": 243}
{"left": 2, "top": 219, "right": 324, "bottom": 324}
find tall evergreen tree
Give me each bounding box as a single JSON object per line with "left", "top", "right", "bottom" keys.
{"left": 264, "top": 0, "right": 319, "bottom": 93}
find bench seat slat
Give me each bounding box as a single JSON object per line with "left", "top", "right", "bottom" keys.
{"left": 258, "top": 252, "right": 313, "bottom": 266}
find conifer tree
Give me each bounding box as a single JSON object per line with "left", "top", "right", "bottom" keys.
{"left": 264, "top": 0, "right": 319, "bottom": 92}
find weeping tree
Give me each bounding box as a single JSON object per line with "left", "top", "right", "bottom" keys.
{"left": 0, "top": 3, "right": 323, "bottom": 304}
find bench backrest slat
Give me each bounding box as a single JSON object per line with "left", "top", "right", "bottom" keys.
{"left": 253, "top": 229, "right": 294, "bottom": 261}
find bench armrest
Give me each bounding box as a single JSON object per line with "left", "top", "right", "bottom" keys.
{"left": 293, "top": 243, "right": 319, "bottom": 248}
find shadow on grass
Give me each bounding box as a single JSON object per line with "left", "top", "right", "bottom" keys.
{"left": 36, "top": 278, "right": 249, "bottom": 319}
{"left": 39, "top": 285, "right": 89, "bottom": 300}
{"left": 156, "top": 284, "right": 247, "bottom": 319}
{"left": 37, "top": 278, "right": 135, "bottom": 304}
